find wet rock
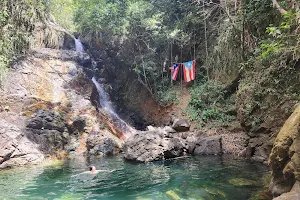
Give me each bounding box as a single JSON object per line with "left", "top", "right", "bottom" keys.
{"left": 172, "top": 119, "right": 190, "bottom": 132}
{"left": 249, "top": 190, "right": 273, "bottom": 200}
{"left": 204, "top": 187, "right": 226, "bottom": 198}
{"left": 62, "top": 33, "right": 76, "bottom": 50}
{"left": 185, "top": 187, "right": 211, "bottom": 199}
{"left": 186, "top": 133, "right": 222, "bottom": 155}
{"left": 25, "top": 110, "right": 68, "bottom": 154}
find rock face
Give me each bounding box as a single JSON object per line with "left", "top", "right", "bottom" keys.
{"left": 0, "top": 118, "right": 44, "bottom": 169}
{"left": 0, "top": 48, "right": 124, "bottom": 169}
{"left": 268, "top": 105, "right": 300, "bottom": 197}
{"left": 124, "top": 128, "right": 223, "bottom": 162}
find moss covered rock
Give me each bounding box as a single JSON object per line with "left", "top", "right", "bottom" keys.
{"left": 269, "top": 105, "right": 300, "bottom": 196}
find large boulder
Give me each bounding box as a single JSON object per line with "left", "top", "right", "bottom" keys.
{"left": 124, "top": 129, "right": 167, "bottom": 162}
{"left": 124, "top": 128, "right": 224, "bottom": 162}
{"left": 185, "top": 133, "right": 222, "bottom": 155}
{"left": 86, "top": 129, "right": 122, "bottom": 156}
{"left": 193, "top": 136, "right": 222, "bottom": 155}
{"left": 268, "top": 105, "right": 300, "bottom": 197}
{"left": 172, "top": 119, "right": 190, "bottom": 132}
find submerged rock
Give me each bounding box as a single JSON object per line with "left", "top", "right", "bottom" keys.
{"left": 229, "top": 178, "right": 259, "bottom": 186}
{"left": 59, "top": 193, "right": 83, "bottom": 200}
{"left": 166, "top": 190, "right": 181, "bottom": 200}
{"left": 204, "top": 187, "right": 226, "bottom": 198}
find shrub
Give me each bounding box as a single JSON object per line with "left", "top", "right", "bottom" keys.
{"left": 187, "top": 81, "right": 236, "bottom": 127}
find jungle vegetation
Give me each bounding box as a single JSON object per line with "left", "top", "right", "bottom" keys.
{"left": 1, "top": 0, "right": 299, "bottom": 128}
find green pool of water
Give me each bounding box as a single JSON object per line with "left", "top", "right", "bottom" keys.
{"left": 0, "top": 156, "right": 269, "bottom": 200}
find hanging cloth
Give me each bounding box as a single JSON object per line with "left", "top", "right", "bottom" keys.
{"left": 170, "top": 63, "right": 181, "bottom": 81}
{"left": 183, "top": 60, "right": 196, "bottom": 82}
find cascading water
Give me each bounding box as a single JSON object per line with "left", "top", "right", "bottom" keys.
{"left": 75, "top": 38, "right": 135, "bottom": 138}
{"left": 75, "top": 38, "right": 84, "bottom": 53}
{"left": 91, "top": 77, "right": 135, "bottom": 138}
{"left": 91, "top": 77, "right": 116, "bottom": 114}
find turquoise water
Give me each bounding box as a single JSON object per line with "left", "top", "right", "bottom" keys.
{"left": 0, "top": 156, "right": 269, "bottom": 200}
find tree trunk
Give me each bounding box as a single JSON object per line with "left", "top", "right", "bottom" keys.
{"left": 271, "top": 0, "right": 287, "bottom": 14}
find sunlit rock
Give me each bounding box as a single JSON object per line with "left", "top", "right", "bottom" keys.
{"left": 166, "top": 190, "right": 180, "bottom": 200}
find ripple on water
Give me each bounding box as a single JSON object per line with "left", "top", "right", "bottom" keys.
{"left": 0, "top": 156, "right": 269, "bottom": 200}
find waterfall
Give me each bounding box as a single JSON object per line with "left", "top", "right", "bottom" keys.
{"left": 91, "top": 77, "right": 116, "bottom": 115}
{"left": 74, "top": 38, "right": 134, "bottom": 139}
{"left": 75, "top": 38, "right": 84, "bottom": 53}
{"left": 91, "top": 77, "right": 135, "bottom": 138}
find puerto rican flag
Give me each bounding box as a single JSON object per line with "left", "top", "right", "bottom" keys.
{"left": 183, "top": 60, "right": 195, "bottom": 82}
{"left": 170, "top": 63, "right": 180, "bottom": 81}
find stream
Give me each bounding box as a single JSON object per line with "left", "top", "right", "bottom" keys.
{"left": 0, "top": 156, "right": 268, "bottom": 200}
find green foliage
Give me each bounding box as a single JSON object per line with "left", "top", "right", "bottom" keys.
{"left": 49, "top": 0, "right": 77, "bottom": 32}
{"left": 258, "top": 12, "right": 299, "bottom": 60}
{"left": 73, "top": 0, "right": 209, "bottom": 101}
{"left": 0, "top": 0, "right": 50, "bottom": 83}
{"left": 236, "top": 53, "right": 300, "bottom": 131}
{"left": 156, "top": 87, "right": 178, "bottom": 106}
{"left": 243, "top": 0, "right": 280, "bottom": 37}
{"left": 206, "top": 19, "right": 243, "bottom": 84}
{"left": 187, "top": 81, "right": 236, "bottom": 127}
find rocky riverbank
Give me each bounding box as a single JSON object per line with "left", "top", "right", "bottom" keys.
{"left": 0, "top": 48, "right": 125, "bottom": 169}
{"left": 124, "top": 120, "right": 250, "bottom": 163}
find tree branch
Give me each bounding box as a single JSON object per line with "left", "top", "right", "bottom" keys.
{"left": 271, "top": 0, "right": 287, "bottom": 14}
